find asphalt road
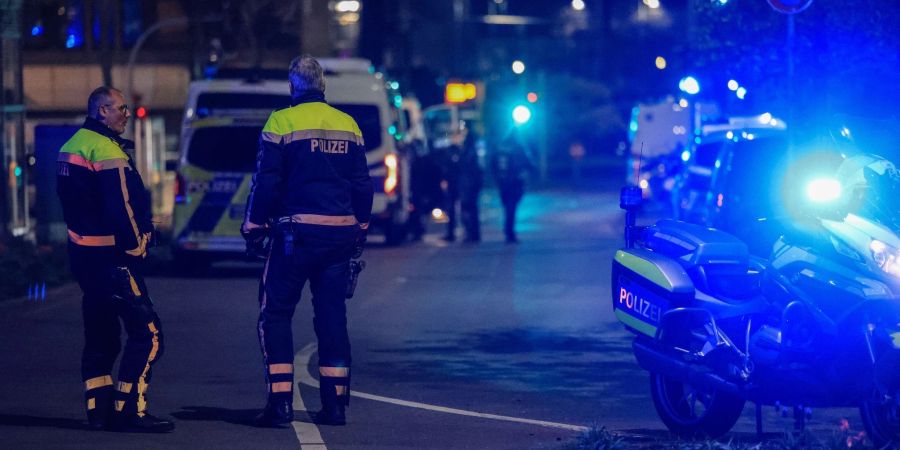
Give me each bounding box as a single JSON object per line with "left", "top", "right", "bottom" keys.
{"left": 0, "top": 184, "right": 861, "bottom": 449}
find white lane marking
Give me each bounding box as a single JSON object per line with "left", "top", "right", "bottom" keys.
{"left": 295, "top": 344, "right": 589, "bottom": 433}
{"left": 293, "top": 343, "right": 327, "bottom": 450}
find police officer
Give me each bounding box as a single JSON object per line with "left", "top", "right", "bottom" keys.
{"left": 57, "top": 86, "right": 173, "bottom": 432}
{"left": 458, "top": 122, "right": 483, "bottom": 243}
{"left": 242, "top": 55, "right": 373, "bottom": 428}
{"left": 490, "top": 129, "right": 535, "bottom": 243}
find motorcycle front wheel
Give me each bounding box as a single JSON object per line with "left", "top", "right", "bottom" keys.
{"left": 860, "top": 392, "right": 900, "bottom": 448}
{"left": 650, "top": 372, "right": 745, "bottom": 439}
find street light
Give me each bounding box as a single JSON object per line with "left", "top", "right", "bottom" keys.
{"left": 571, "top": 0, "right": 586, "bottom": 11}
{"left": 511, "top": 60, "right": 525, "bottom": 75}
{"left": 512, "top": 105, "right": 532, "bottom": 125}
{"left": 678, "top": 76, "right": 700, "bottom": 95}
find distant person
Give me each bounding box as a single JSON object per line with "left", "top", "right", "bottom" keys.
{"left": 242, "top": 55, "right": 373, "bottom": 428}
{"left": 490, "top": 129, "right": 535, "bottom": 243}
{"left": 458, "top": 122, "right": 483, "bottom": 242}
{"left": 441, "top": 125, "right": 465, "bottom": 242}
{"left": 406, "top": 139, "right": 443, "bottom": 241}
{"left": 56, "top": 86, "right": 173, "bottom": 432}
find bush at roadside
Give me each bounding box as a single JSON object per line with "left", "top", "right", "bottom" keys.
{"left": 0, "top": 237, "right": 71, "bottom": 301}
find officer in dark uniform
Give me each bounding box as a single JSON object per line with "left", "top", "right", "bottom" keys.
{"left": 242, "top": 55, "right": 373, "bottom": 428}
{"left": 458, "top": 123, "right": 483, "bottom": 242}
{"left": 490, "top": 129, "right": 535, "bottom": 243}
{"left": 56, "top": 86, "right": 173, "bottom": 432}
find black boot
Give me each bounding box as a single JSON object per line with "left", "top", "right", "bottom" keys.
{"left": 315, "top": 377, "right": 347, "bottom": 425}
{"left": 110, "top": 412, "right": 175, "bottom": 433}
{"left": 253, "top": 398, "right": 294, "bottom": 428}
{"left": 85, "top": 386, "right": 113, "bottom": 430}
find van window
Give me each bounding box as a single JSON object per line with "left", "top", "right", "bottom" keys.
{"left": 332, "top": 104, "right": 382, "bottom": 150}
{"left": 187, "top": 126, "right": 262, "bottom": 172}
{"left": 194, "top": 97, "right": 383, "bottom": 151}
{"left": 196, "top": 93, "right": 290, "bottom": 118}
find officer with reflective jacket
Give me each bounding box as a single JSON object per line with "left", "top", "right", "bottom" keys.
{"left": 56, "top": 86, "right": 173, "bottom": 432}
{"left": 242, "top": 55, "right": 373, "bottom": 428}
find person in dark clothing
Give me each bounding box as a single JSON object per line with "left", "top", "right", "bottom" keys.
{"left": 441, "top": 130, "right": 463, "bottom": 242}
{"left": 490, "top": 129, "right": 535, "bottom": 243}
{"left": 458, "top": 124, "right": 483, "bottom": 243}
{"left": 442, "top": 122, "right": 483, "bottom": 242}
{"left": 405, "top": 139, "right": 443, "bottom": 241}
{"left": 242, "top": 55, "right": 373, "bottom": 428}
{"left": 57, "top": 86, "right": 174, "bottom": 433}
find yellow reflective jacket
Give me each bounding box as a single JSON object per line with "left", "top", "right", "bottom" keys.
{"left": 57, "top": 117, "right": 153, "bottom": 259}
{"left": 244, "top": 91, "right": 373, "bottom": 226}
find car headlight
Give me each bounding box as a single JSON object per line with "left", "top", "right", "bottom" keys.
{"left": 870, "top": 239, "right": 900, "bottom": 278}
{"left": 806, "top": 178, "right": 842, "bottom": 203}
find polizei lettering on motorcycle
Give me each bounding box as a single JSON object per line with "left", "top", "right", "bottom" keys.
{"left": 619, "top": 286, "right": 663, "bottom": 324}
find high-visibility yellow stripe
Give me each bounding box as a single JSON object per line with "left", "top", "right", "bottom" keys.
{"left": 269, "top": 363, "right": 293, "bottom": 375}
{"left": 58, "top": 153, "right": 97, "bottom": 171}
{"left": 116, "top": 166, "right": 143, "bottom": 255}
{"left": 93, "top": 159, "right": 129, "bottom": 170}
{"left": 115, "top": 400, "right": 125, "bottom": 412}
{"left": 335, "top": 386, "right": 347, "bottom": 395}
{"left": 116, "top": 381, "right": 133, "bottom": 394}
{"left": 261, "top": 131, "right": 281, "bottom": 143}
{"left": 127, "top": 271, "right": 142, "bottom": 297}
{"left": 283, "top": 129, "right": 363, "bottom": 145}
{"left": 68, "top": 230, "right": 116, "bottom": 247}
{"left": 135, "top": 321, "right": 160, "bottom": 416}
{"left": 59, "top": 128, "right": 129, "bottom": 167}
{"left": 126, "top": 232, "right": 150, "bottom": 257}
{"left": 87, "top": 398, "right": 96, "bottom": 410}
{"left": 285, "top": 214, "right": 357, "bottom": 226}
{"left": 85, "top": 375, "right": 113, "bottom": 391}
{"left": 319, "top": 367, "right": 349, "bottom": 377}
{"left": 271, "top": 382, "right": 292, "bottom": 393}
{"left": 263, "top": 103, "right": 364, "bottom": 144}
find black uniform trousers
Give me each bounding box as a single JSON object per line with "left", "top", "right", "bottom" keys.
{"left": 499, "top": 182, "right": 524, "bottom": 241}
{"left": 258, "top": 223, "right": 358, "bottom": 404}
{"left": 69, "top": 243, "right": 163, "bottom": 418}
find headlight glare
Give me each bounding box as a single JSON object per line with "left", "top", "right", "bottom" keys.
{"left": 870, "top": 239, "right": 900, "bottom": 278}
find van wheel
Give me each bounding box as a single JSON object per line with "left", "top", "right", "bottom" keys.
{"left": 650, "top": 372, "right": 745, "bottom": 439}
{"left": 384, "top": 221, "right": 407, "bottom": 246}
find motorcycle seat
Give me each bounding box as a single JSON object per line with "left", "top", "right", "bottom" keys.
{"left": 645, "top": 220, "right": 750, "bottom": 269}
{"left": 689, "top": 260, "right": 764, "bottom": 304}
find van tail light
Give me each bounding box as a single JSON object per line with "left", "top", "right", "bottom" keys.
{"left": 384, "top": 153, "right": 398, "bottom": 195}
{"left": 174, "top": 170, "right": 187, "bottom": 204}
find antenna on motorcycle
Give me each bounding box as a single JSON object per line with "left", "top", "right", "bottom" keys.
{"left": 635, "top": 142, "right": 644, "bottom": 186}
{"left": 621, "top": 142, "right": 644, "bottom": 248}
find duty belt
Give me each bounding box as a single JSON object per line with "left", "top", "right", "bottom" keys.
{"left": 280, "top": 214, "right": 358, "bottom": 226}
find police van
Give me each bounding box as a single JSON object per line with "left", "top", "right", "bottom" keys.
{"left": 171, "top": 58, "right": 409, "bottom": 266}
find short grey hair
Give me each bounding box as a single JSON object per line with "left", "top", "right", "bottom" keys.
{"left": 288, "top": 55, "right": 326, "bottom": 93}
{"left": 88, "top": 86, "right": 117, "bottom": 118}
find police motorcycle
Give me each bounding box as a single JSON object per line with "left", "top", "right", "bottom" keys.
{"left": 611, "top": 153, "right": 900, "bottom": 445}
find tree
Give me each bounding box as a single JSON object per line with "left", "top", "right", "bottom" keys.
{"left": 687, "top": 0, "right": 900, "bottom": 127}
